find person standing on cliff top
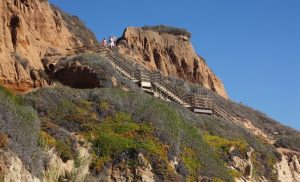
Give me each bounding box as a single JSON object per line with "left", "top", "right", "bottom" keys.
{"left": 102, "top": 38, "right": 107, "bottom": 46}
{"left": 113, "top": 35, "right": 117, "bottom": 45}
{"left": 109, "top": 36, "right": 115, "bottom": 48}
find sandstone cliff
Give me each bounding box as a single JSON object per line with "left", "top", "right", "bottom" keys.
{"left": 0, "top": 0, "right": 97, "bottom": 92}
{"left": 117, "top": 26, "right": 228, "bottom": 98}
{"left": 276, "top": 148, "right": 300, "bottom": 182}
{"left": 1, "top": 2, "right": 300, "bottom": 181}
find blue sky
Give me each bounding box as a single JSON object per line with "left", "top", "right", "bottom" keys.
{"left": 49, "top": 0, "right": 300, "bottom": 131}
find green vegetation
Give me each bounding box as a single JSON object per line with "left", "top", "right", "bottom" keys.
{"left": 39, "top": 131, "right": 56, "bottom": 149}
{"left": 181, "top": 147, "right": 202, "bottom": 180}
{"left": 0, "top": 85, "right": 41, "bottom": 176}
{"left": 39, "top": 131, "right": 73, "bottom": 162}
{"left": 56, "top": 140, "right": 74, "bottom": 162}
{"left": 89, "top": 112, "right": 168, "bottom": 172}
{"left": 47, "top": 98, "right": 98, "bottom": 132}
{"left": 203, "top": 134, "right": 247, "bottom": 179}
{"left": 275, "top": 135, "right": 300, "bottom": 152}
{"left": 142, "top": 25, "right": 192, "bottom": 39}
{"left": 21, "top": 85, "right": 284, "bottom": 181}
{"left": 184, "top": 77, "right": 300, "bottom": 153}
{"left": 204, "top": 133, "right": 249, "bottom": 160}
{"left": 24, "top": 87, "right": 235, "bottom": 181}
{"left": 0, "top": 85, "right": 23, "bottom": 104}
{"left": 213, "top": 177, "right": 225, "bottom": 182}
{"left": 251, "top": 151, "right": 278, "bottom": 181}
{"left": 99, "top": 101, "right": 109, "bottom": 110}
{"left": 228, "top": 169, "right": 243, "bottom": 178}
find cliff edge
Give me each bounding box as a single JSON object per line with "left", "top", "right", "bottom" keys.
{"left": 117, "top": 26, "right": 228, "bottom": 98}
{"left": 0, "top": 0, "right": 97, "bottom": 92}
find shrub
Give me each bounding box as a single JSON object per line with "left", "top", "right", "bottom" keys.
{"left": 39, "top": 131, "right": 56, "bottom": 149}
{"left": 142, "top": 25, "right": 192, "bottom": 39}
{"left": 22, "top": 86, "right": 280, "bottom": 181}
{"left": 274, "top": 135, "right": 300, "bottom": 151}
{"left": 56, "top": 140, "right": 74, "bottom": 162}
{"left": 204, "top": 133, "right": 249, "bottom": 160}
{"left": 251, "top": 151, "right": 278, "bottom": 182}
{"left": 181, "top": 147, "right": 202, "bottom": 179}
{"left": 228, "top": 169, "right": 242, "bottom": 178}
{"left": 30, "top": 86, "right": 231, "bottom": 180}
{"left": 213, "top": 177, "right": 225, "bottom": 182}
{"left": 0, "top": 133, "right": 8, "bottom": 149}
{"left": 99, "top": 101, "right": 109, "bottom": 111}
{"left": 0, "top": 85, "right": 41, "bottom": 176}
{"left": 90, "top": 112, "right": 167, "bottom": 167}
{"left": 0, "top": 85, "right": 23, "bottom": 104}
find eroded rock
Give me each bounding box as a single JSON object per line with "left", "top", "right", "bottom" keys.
{"left": 0, "top": 0, "right": 96, "bottom": 92}
{"left": 276, "top": 148, "right": 300, "bottom": 182}
{"left": 117, "top": 27, "right": 228, "bottom": 98}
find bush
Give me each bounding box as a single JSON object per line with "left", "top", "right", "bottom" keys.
{"left": 39, "top": 131, "right": 56, "bottom": 149}
{"left": 142, "top": 25, "right": 191, "bottom": 39}
{"left": 0, "top": 85, "right": 41, "bottom": 176}
{"left": 204, "top": 134, "right": 249, "bottom": 161}
{"left": 0, "top": 133, "right": 8, "bottom": 149}
{"left": 99, "top": 101, "right": 109, "bottom": 110}
{"left": 181, "top": 147, "right": 202, "bottom": 179}
{"left": 23, "top": 86, "right": 231, "bottom": 180}
{"left": 56, "top": 140, "right": 74, "bottom": 162}
{"left": 274, "top": 136, "right": 300, "bottom": 151}
{"left": 22, "top": 86, "right": 283, "bottom": 181}
{"left": 251, "top": 151, "right": 278, "bottom": 182}
{"left": 90, "top": 112, "right": 167, "bottom": 169}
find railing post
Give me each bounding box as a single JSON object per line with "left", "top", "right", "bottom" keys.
{"left": 159, "top": 73, "right": 162, "bottom": 84}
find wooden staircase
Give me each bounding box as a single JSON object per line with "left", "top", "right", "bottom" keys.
{"left": 63, "top": 45, "right": 236, "bottom": 121}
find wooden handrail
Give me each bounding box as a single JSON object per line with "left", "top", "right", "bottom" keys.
{"left": 59, "top": 45, "right": 238, "bottom": 121}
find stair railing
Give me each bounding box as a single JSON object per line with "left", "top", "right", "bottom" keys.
{"left": 64, "top": 45, "right": 237, "bottom": 121}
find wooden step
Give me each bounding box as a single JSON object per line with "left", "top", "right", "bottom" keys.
{"left": 86, "top": 47, "right": 234, "bottom": 121}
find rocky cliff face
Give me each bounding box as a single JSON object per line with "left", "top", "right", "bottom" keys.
{"left": 1, "top": 2, "right": 300, "bottom": 181}
{"left": 0, "top": 0, "right": 97, "bottom": 92}
{"left": 276, "top": 148, "right": 300, "bottom": 182}
{"left": 117, "top": 27, "right": 228, "bottom": 98}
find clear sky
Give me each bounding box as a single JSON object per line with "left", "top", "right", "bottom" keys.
{"left": 49, "top": 0, "right": 300, "bottom": 131}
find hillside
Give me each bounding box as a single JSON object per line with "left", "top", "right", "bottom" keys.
{"left": 0, "top": 53, "right": 299, "bottom": 181}
{"left": 0, "top": 1, "right": 300, "bottom": 182}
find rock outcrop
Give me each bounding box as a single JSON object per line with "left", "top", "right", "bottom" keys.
{"left": 93, "top": 151, "right": 158, "bottom": 182}
{"left": 0, "top": 0, "right": 97, "bottom": 92}
{"left": 0, "top": 150, "right": 39, "bottom": 182}
{"left": 276, "top": 148, "right": 300, "bottom": 182}
{"left": 117, "top": 27, "right": 228, "bottom": 98}
{"left": 48, "top": 55, "right": 138, "bottom": 90}
{"left": 0, "top": 136, "right": 91, "bottom": 182}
